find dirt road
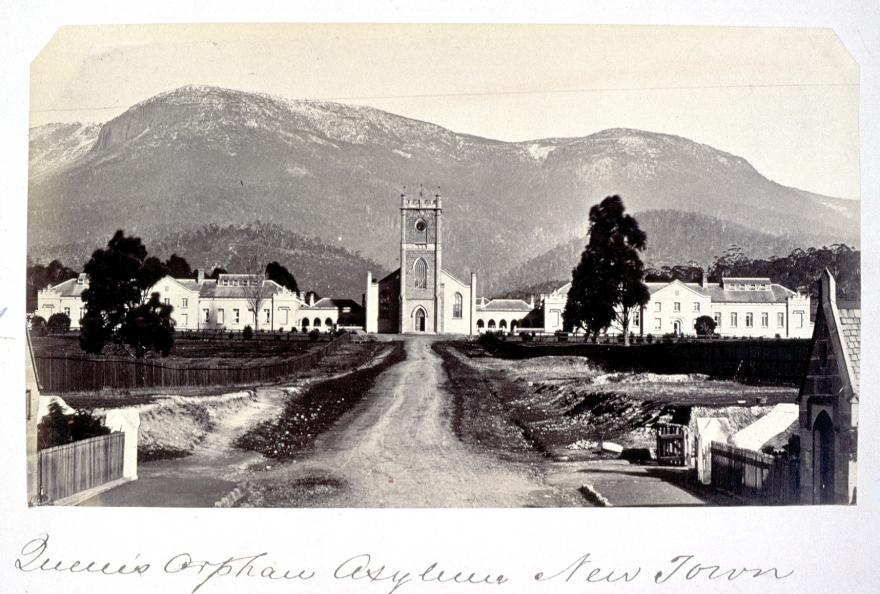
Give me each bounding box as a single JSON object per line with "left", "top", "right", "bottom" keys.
{"left": 254, "top": 336, "right": 584, "bottom": 507}
{"left": 80, "top": 387, "right": 292, "bottom": 507}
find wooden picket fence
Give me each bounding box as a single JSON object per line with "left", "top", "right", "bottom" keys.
{"left": 34, "top": 333, "right": 351, "bottom": 393}
{"left": 38, "top": 432, "right": 125, "bottom": 503}
{"left": 710, "top": 441, "right": 799, "bottom": 504}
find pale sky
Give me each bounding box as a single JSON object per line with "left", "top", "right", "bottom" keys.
{"left": 30, "top": 23, "right": 859, "bottom": 199}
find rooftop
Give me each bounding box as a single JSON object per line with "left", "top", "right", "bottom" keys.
{"left": 478, "top": 298, "right": 533, "bottom": 312}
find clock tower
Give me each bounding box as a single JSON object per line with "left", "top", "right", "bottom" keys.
{"left": 399, "top": 187, "right": 442, "bottom": 333}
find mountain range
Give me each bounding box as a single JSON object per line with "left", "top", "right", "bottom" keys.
{"left": 28, "top": 85, "right": 859, "bottom": 297}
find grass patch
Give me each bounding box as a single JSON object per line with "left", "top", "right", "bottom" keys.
{"left": 433, "top": 342, "right": 544, "bottom": 460}
{"left": 235, "top": 342, "right": 405, "bottom": 460}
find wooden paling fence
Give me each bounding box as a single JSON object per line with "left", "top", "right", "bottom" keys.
{"left": 34, "top": 333, "right": 351, "bottom": 393}
{"left": 38, "top": 432, "right": 125, "bottom": 503}
{"left": 710, "top": 441, "right": 799, "bottom": 504}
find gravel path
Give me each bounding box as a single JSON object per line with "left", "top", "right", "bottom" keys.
{"left": 259, "top": 336, "right": 584, "bottom": 507}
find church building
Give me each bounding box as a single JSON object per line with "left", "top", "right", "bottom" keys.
{"left": 364, "top": 190, "right": 476, "bottom": 334}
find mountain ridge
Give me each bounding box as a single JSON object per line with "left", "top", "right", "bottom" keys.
{"left": 28, "top": 85, "right": 859, "bottom": 294}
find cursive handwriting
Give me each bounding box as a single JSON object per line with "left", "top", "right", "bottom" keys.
{"left": 164, "top": 551, "right": 315, "bottom": 592}
{"left": 334, "top": 554, "right": 508, "bottom": 594}
{"left": 654, "top": 554, "right": 794, "bottom": 583}
{"left": 15, "top": 534, "right": 150, "bottom": 576}
{"left": 534, "top": 553, "right": 641, "bottom": 584}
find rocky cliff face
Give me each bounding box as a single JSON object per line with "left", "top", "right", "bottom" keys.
{"left": 29, "top": 85, "right": 859, "bottom": 294}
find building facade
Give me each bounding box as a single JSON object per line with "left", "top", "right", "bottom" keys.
{"left": 364, "top": 191, "right": 476, "bottom": 334}
{"left": 36, "top": 271, "right": 362, "bottom": 333}
{"left": 635, "top": 276, "right": 812, "bottom": 338}
{"left": 798, "top": 270, "right": 859, "bottom": 504}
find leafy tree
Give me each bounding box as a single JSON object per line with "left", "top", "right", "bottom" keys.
{"left": 165, "top": 253, "right": 193, "bottom": 278}
{"left": 304, "top": 290, "right": 321, "bottom": 304}
{"left": 47, "top": 312, "right": 71, "bottom": 334}
{"left": 26, "top": 260, "right": 78, "bottom": 311}
{"left": 563, "top": 195, "right": 650, "bottom": 345}
{"left": 79, "top": 230, "right": 171, "bottom": 357}
{"left": 708, "top": 244, "right": 860, "bottom": 303}
{"left": 37, "top": 401, "right": 111, "bottom": 449}
{"left": 242, "top": 325, "right": 254, "bottom": 340}
{"left": 644, "top": 264, "right": 704, "bottom": 283}
{"left": 695, "top": 315, "right": 717, "bottom": 336}
{"left": 116, "top": 292, "right": 176, "bottom": 357}
{"left": 30, "top": 315, "right": 47, "bottom": 336}
{"left": 209, "top": 267, "right": 228, "bottom": 280}
{"left": 265, "top": 261, "right": 299, "bottom": 294}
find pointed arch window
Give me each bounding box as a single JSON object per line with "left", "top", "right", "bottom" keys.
{"left": 413, "top": 258, "right": 428, "bottom": 289}
{"left": 452, "top": 292, "right": 463, "bottom": 318}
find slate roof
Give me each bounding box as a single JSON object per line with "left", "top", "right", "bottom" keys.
{"left": 837, "top": 304, "right": 861, "bottom": 395}
{"left": 196, "top": 279, "right": 291, "bottom": 299}
{"left": 41, "top": 277, "right": 87, "bottom": 298}
{"left": 478, "top": 298, "right": 533, "bottom": 312}
{"left": 645, "top": 281, "right": 796, "bottom": 303}
{"left": 302, "top": 298, "right": 363, "bottom": 311}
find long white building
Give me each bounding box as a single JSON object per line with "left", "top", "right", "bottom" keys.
{"left": 636, "top": 276, "right": 812, "bottom": 338}
{"left": 35, "top": 272, "right": 364, "bottom": 332}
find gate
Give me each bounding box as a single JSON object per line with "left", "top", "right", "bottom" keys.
{"left": 656, "top": 424, "right": 689, "bottom": 466}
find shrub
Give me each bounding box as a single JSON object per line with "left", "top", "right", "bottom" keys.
{"left": 694, "top": 315, "right": 717, "bottom": 337}
{"left": 308, "top": 328, "right": 321, "bottom": 342}
{"left": 37, "top": 402, "right": 110, "bottom": 449}
{"left": 242, "top": 325, "right": 254, "bottom": 340}
{"left": 289, "top": 327, "right": 298, "bottom": 333}
{"left": 30, "top": 315, "right": 47, "bottom": 336}
{"left": 646, "top": 333, "right": 654, "bottom": 344}
{"left": 47, "top": 312, "right": 72, "bottom": 334}
{"left": 478, "top": 330, "right": 501, "bottom": 349}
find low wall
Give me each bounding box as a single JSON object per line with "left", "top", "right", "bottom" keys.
{"left": 492, "top": 338, "right": 811, "bottom": 384}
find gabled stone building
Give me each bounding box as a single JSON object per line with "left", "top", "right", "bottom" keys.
{"left": 798, "top": 269, "right": 860, "bottom": 504}
{"left": 365, "top": 190, "right": 477, "bottom": 334}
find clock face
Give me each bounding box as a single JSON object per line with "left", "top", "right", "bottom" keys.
{"left": 415, "top": 219, "right": 427, "bottom": 232}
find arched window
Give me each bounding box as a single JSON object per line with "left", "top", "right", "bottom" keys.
{"left": 325, "top": 317, "right": 334, "bottom": 327}
{"left": 488, "top": 319, "right": 496, "bottom": 329}
{"left": 413, "top": 258, "right": 428, "bottom": 289}
{"left": 314, "top": 317, "right": 322, "bottom": 327}
{"left": 511, "top": 321, "right": 518, "bottom": 331}
{"left": 499, "top": 319, "right": 508, "bottom": 329}
{"left": 477, "top": 319, "right": 485, "bottom": 329}
{"left": 452, "top": 292, "right": 463, "bottom": 318}
{"left": 302, "top": 318, "right": 309, "bottom": 328}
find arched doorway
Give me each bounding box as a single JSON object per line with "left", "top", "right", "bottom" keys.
{"left": 813, "top": 411, "right": 835, "bottom": 504}
{"left": 413, "top": 307, "right": 427, "bottom": 332}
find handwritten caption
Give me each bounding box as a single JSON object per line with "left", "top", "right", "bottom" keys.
{"left": 15, "top": 534, "right": 793, "bottom": 593}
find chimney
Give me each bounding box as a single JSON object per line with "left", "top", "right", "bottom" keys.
{"left": 309, "top": 293, "right": 315, "bottom": 307}
{"left": 700, "top": 269, "right": 707, "bottom": 288}
{"left": 197, "top": 269, "right": 205, "bottom": 284}
{"left": 529, "top": 295, "right": 535, "bottom": 309}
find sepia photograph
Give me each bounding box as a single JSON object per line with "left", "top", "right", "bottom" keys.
{"left": 23, "top": 23, "right": 860, "bottom": 510}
